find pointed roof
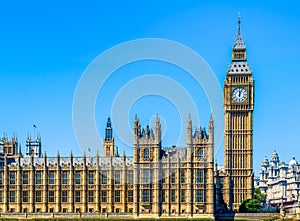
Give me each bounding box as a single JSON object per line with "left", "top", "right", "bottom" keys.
{"left": 106, "top": 116, "right": 112, "bottom": 128}
{"left": 155, "top": 114, "right": 160, "bottom": 125}
{"left": 233, "top": 13, "right": 246, "bottom": 51}
{"left": 227, "top": 14, "right": 251, "bottom": 75}
{"left": 209, "top": 114, "right": 214, "bottom": 126}
{"left": 187, "top": 114, "right": 192, "bottom": 126}
{"left": 105, "top": 115, "right": 113, "bottom": 141}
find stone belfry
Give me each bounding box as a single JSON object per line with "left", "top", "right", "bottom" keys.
{"left": 223, "top": 14, "right": 254, "bottom": 211}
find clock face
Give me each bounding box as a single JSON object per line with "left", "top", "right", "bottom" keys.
{"left": 232, "top": 87, "right": 247, "bottom": 102}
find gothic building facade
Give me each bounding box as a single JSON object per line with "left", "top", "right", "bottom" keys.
{"left": 0, "top": 16, "right": 254, "bottom": 218}
{"left": 0, "top": 115, "right": 214, "bottom": 218}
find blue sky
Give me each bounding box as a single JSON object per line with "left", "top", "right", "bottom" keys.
{"left": 1, "top": 1, "right": 300, "bottom": 174}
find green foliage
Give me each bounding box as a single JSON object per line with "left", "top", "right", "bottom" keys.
{"left": 254, "top": 187, "right": 266, "bottom": 202}
{"left": 239, "top": 188, "right": 265, "bottom": 212}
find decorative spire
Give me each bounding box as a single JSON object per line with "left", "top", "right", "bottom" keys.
{"left": 115, "top": 146, "right": 119, "bottom": 157}
{"left": 187, "top": 114, "right": 192, "bottom": 142}
{"left": 238, "top": 13, "right": 241, "bottom": 34}
{"left": 188, "top": 114, "right": 192, "bottom": 128}
{"left": 233, "top": 13, "right": 246, "bottom": 51}
{"left": 209, "top": 114, "right": 214, "bottom": 128}
{"left": 155, "top": 114, "right": 160, "bottom": 126}
{"left": 105, "top": 116, "right": 113, "bottom": 141}
{"left": 123, "top": 150, "right": 126, "bottom": 160}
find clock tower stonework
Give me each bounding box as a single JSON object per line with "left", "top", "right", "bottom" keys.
{"left": 223, "top": 15, "right": 254, "bottom": 211}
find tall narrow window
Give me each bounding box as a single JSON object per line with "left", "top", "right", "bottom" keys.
{"left": 61, "top": 191, "right": 68, "bottom": 203}
{"left": 88, "top": 171, "right": 94, "bottom": 184}
{"left": 75, "top": 191, "right": 81, "bottom": 203}
{"left": 0, "top": 172, "right": 3, "bottom": 185}
{"left": 36, "top": 191, "right": 42, "bottom": 202}
{"left": 62, "top": 171, "right": 68, "bottom": 184}
{"left": 10, "top": 191, "right": 15, "bottom": 202}
{"left": 162, "top": 190, "right": 166, "bottom": 203}
{"left": 10, "top": 172, "right": 16, "bottom": 185}
{"left": 196, "top": 169, "right": 204, "bottom": 184}
{"left": 180, "top": 170, "right": 185, "bottom": 184}
{"left": 49, "top": 191, "right": 55, "bottom": 202}
{"left": 171, "top": 171, "right": 176, "bottom": 183}
{"left": 142, "top": 170, "right": 150, "bottom": 184}
{"left": 75, "top": 172, "right": 81, "bottom": 185}
{"left": 88, "top": 190, "right": 94, "bottom": 203}
{"left": 143, "top": 149, "right": 149, "bottom": 158}
{"left": 171, "top": 190, "right": 176, "bottom": 202}
{"left": 128, "top": 190, "right": 133, "bottom": 202}
{"left": 142, "top": 189, "right": 150, "bottom": 202}
{"left": 23, "top": 171, "right": 29, "bottom": 184}
{"left": 115, "top": 171, "right": 121, "bottom": 184}
{"left": 181, "top": 190, "right": 186, "bottom": 202}
{"left": 101, "top": 191, "right": 107, "bottom": 202}
{"left": 115, "top": 190, "right": 121, "bottom": 202}
{"left": 196, "top": 189, "right": 204, "bottom": 202}
{"left": 36, "top": 171, "right": 42, "bottom": 184}
{"left": 101, "top": 171, "right": 108, "bottom": 184}
{"left": 22, "top": 191, "right": 29, "bottom": 203}
{"left": 49, "top": 172, "right": 55, "bottom": 185}
{"left": 0, "top": 191, "right": 2, "bottom": 203}
{"left": 127, "top": 171, "right": 133, "bottom": 184}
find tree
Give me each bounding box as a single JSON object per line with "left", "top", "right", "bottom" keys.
{"left": 239, "top": 188, "right": 266, "bottom": 212}
{"left": 254, "top": 187, "right": 266, "bottom": 202}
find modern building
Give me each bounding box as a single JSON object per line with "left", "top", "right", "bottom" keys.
{"left": 257, "top": 151, "right": 300, "bottom": 214}
{"left": 0, "top": 15, "right": 254, "bottom": 218}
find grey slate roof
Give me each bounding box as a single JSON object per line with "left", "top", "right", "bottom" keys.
{"left": 228, "top": 61, "right": 251, "bottom": 75}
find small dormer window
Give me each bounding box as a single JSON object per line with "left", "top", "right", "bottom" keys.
{"left": 143, "top": 149, "right": 149, "bottom": 159}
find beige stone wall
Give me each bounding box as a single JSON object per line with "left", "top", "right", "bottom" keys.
{"left": 0, "top": 117, "right": 215, "bottom": 218}
{"left": 223, "top": 67, "right": 255, "bottom": 211}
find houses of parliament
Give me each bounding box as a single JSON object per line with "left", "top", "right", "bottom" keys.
{"left": 0, "top": 17, "right": 254, "bottom": 218}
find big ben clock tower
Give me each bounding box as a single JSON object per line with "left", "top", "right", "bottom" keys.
{"left": 223, "top": 15, "right": 254, "bottom": 211}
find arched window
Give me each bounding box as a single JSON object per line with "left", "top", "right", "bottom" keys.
{"left": 143, "top": 149, "right": 149, "bottom": 159}
{"left": 197, "top": 149, "right": 203, "bottom": 158}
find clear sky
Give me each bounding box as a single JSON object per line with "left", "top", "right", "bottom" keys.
{"left": 1, "top": 1, "right": 300, "bottom": 174}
